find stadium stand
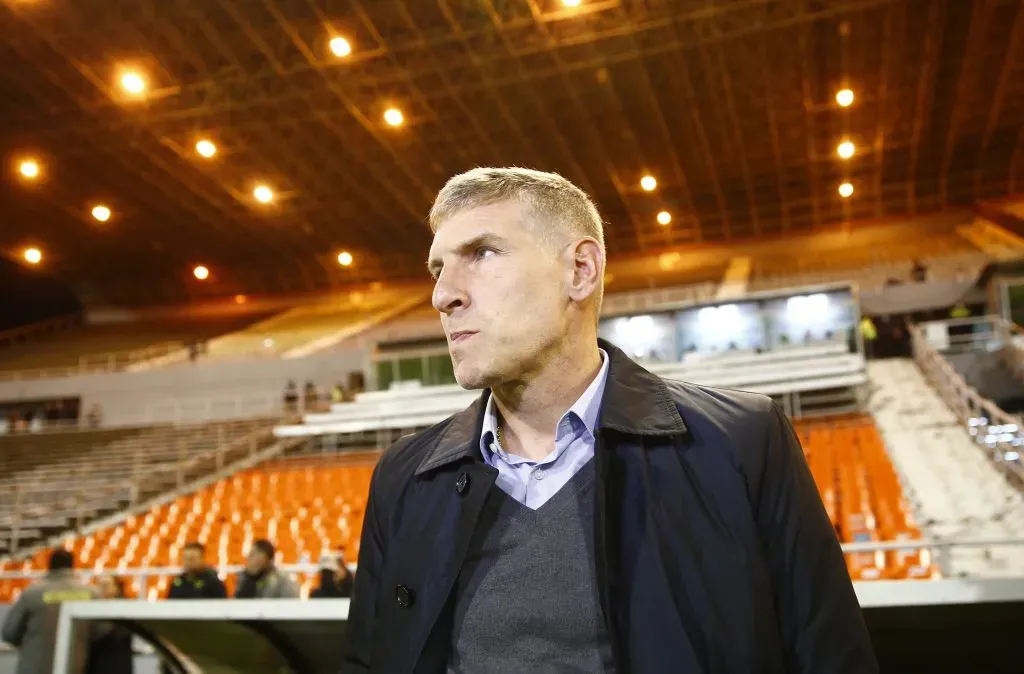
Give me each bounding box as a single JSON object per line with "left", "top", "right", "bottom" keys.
{"left": 0, "top": 316, "right": 263, "bottom": 380}
{"left": 193, "top": 287, "right": 430, "bottom": 361}
{"left": 0, "top": 417, "right": 293, "bottom": 557}
{"left": 0, "top": 454, "right": 373, "bottom": 603}
{"left": 748, "top": 216, "right": 991, "bottom": 292}
{"left": 868, "top": 357, "right": 1024, "bottom": 578}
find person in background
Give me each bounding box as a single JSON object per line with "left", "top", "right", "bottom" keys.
{"left": 331, "top": 382, "right": 346, "bottom": 404}
{"left": 1, "top": 549, "right": 97, "bottom": 674}
{"left": 310, "top": 553, "right": 355, "bottom": 599}
{"left": 283, "top": 381, "right": 299, "bottom": 413}
{"left": 86, "top": 404, "right": 103, "bottom": 429}
{"left": 234, "top": 539, "right": 299, "bottom": 599}
{"left": 304, "top": 380, "right": 319, "bottom": 410}
{"left": 86, "top": 576, "right": 133, "bottom": 674}
{"left": 859, "top": 315, "right": 878, "bottom": 359}
{"left": 167, "top": 542, "right": 227, "bottom": 599}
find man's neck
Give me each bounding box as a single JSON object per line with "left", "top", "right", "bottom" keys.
{"left": 491, "top": 338, "right": 602, "bottom": 461}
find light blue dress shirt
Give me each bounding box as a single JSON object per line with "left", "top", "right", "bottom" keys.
{"left": 480, "top": 350, "right": 610, "bottom": 510}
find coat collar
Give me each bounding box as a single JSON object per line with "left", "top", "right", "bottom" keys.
{"left": 415, "top": 339, "right": 687, "bottom": 475}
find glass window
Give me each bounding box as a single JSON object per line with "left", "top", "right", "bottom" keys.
{"left": 763, "top": 290, "right": 856, "bottom": 350}
{"left": 599, "top": 313, "right": 676, "bottom": 362}
{"left": 397, "top": 356, "right": 424, "bottom": 383}
{"left": 675, "top": 302, "right": 766, "bottom": 359}
{"left": 375, "top": 360, "right": 395, "bottom": 391}
{"left": 428, "top": 354, "right": 456, "bottom": 385}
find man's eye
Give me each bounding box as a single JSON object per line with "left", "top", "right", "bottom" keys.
{"left": 474, "top": 247, "right": 495, "bottom": 259}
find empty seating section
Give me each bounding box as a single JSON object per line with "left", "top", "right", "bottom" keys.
{"left": 749, "top": 222, "right": 988, "bottom": 292}
{"left": 0, "top": 316, "right": 261, "bottom": 376}
{"left": 204, "top": 288, "right": 423, "bottom": 358}
{"left": 0, "top": 418, "right": 277, "bottom": 555}
{"left": 796, "top": 416, "right": 938, "bottom": 581}
{"left": 0, "top": 455, "right": 376, "bottom": 601}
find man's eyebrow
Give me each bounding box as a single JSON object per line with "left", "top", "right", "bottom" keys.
{"left": 425, "top": 233, "right": 509, "bottom": 276}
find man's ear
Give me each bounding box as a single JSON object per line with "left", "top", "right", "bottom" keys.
{"left": 567, "top": 238, "right": 603, "bottom": 303}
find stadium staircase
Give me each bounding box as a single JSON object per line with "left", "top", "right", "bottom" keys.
{"left": 866, "top": 358, "right": 1024, "bottom": 577}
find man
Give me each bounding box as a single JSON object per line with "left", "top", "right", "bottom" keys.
{"left": 1, "top": 549, "right": 97, "bottom": 674}
{"left": 345, "top": 168, "right": 878, "bottom": 673}
{"left": 234, "top": 539, "right": 299, "bottom": 599}
{"left": 311, "top": 552, "right": 355, "bottom": 599}
{"left": 167, "top": 542, "right": 227, "bottom": 599}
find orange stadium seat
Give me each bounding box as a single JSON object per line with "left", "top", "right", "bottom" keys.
{"left": 0, "top": 455, "right": 375, "bottom": 602}
{"left": 796, "top": 415, "right": 939, "bottom": 581}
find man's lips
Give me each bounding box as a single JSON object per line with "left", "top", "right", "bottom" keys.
{"left": 449, "top": 331, "right": 477, "bottom": 344}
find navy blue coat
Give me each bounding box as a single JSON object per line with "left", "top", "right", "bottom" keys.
{"left": 344, "top": 341, "right": 878, "bottom": 673}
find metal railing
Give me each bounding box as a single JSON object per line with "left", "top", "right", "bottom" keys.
{"left": 910, "top": 316, "right": 1024, "bottom": 488}
{"left": 0, "top": 417, "right": 288, "bottom": 556}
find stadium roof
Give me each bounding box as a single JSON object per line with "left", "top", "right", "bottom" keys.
{"left": 1, "top": 0, "right": 1023, "bottom": 305}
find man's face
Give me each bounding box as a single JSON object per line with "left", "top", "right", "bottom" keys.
{"left": 428, "top": 201, "right": 570, "bottom": 389}
{"left": 182, "top": 548, "right": 202, "bottom": 574}
{"left": 246, "top": 548, "right": 269, "bottom": 574}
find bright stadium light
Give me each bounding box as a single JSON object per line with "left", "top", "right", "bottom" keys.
{"left": 838, "top": 182, "right": 854, "bottom": 198}
{"left": 253, "top": 185, "right": 274, "bottom": 204}
{"left": 193, "top": 265, "right": 210, "bottom": 280}
{"left": 562, "top": 0, "right": 582, "bottom": 6}
{"left": 18, "top": 159, "right": 40, "bottom": 180}
{"left": 835, "top": 88, "right": 855, "bottom": 107}
{"left": 640, "top": 175, "right": 657, "bottom": 191}
{"left": 23, "top": 247, "right": 42, "bottom": 265}
{"left": 195, "top": 139, "right": 217, "bottom": 158}
{"left": 383, "top": 107, "right": 404, "bottom": 127}
{"left": 656, "top": 210, "right": 672, "bottom": 225}
{"left": 91, "top": 205, "right": 112, "bottom": 222}
{"left": 329, "top": 36, "right": 352, "bottom": 58}
{"left": 837, "top": 140, "right": 855, "bottom": 159}
{"left": 120, "top": 70, "right": 147, "bottom": 95}
{"left": 337, "top": 251, "right": 353, "bottom": 267}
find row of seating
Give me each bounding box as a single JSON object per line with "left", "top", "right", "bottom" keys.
{"left": 0, "top": 415, "right": 935, "bottom": 602}
{"left": 796, "top": 416, "right": 939, "bottom": 581}
{"left": 0, "top": 316, "right": 261, "bottom": 375}
{"left": 277, "top": 343, "right": 867, "bottom": 438}
{"left": 0, "top": 455, "right": 374, "bottom": 601}
{"left": 0, "top": 417, "right": 280, "bottom": 555}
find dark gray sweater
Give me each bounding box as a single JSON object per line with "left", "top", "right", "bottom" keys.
{"left": 448, "top": 460, "right": 615, "bottom": 673}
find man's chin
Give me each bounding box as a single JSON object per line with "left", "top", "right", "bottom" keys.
{"left": 453, "top": 363, "right": 493, "bottom": 391}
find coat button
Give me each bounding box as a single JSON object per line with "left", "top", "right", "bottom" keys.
{"left": 455, "top": 472, "right": 471, "bottom": 495}
{"left": 395, "top": 584, "right": 414, "bottom": 608}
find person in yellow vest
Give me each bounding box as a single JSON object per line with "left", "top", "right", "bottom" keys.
{"left": 859, "top": 316, "right": 878, "bottom": 359}
{"left": 950, "top": 302, "right": 971, "bottom": 320}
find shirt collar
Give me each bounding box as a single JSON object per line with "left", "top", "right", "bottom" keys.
{"left": 415, "top": 339, "right": 687, "bottom": 476}
{"left": 480, "top": 349, "right": 610, "bottom": 459}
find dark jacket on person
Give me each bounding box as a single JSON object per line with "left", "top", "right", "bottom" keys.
{"left": 311, "top": 569, "right": 354, "bottom": 599}
{"left": 344, "top": 340, "right": 878, "bottom": 674}
{"left": 234, "top": 567, "right": 299, "bottom": 599}
{"left": 0, "top": 569, "right": 98, "bottom": 674}
{"left": 85, "top": 625, "right": 134, "bottom": 674}
{"left": 167, "top": 567, "right": 227, "bottom": 600}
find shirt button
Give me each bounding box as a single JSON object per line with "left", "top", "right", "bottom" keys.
{"left": 533, "top": 470, "right": 545, "bottom": 481}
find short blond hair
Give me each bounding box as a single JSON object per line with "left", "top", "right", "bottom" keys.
{"left": 428, "top": 167, "right": 606, "bottom": 257}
